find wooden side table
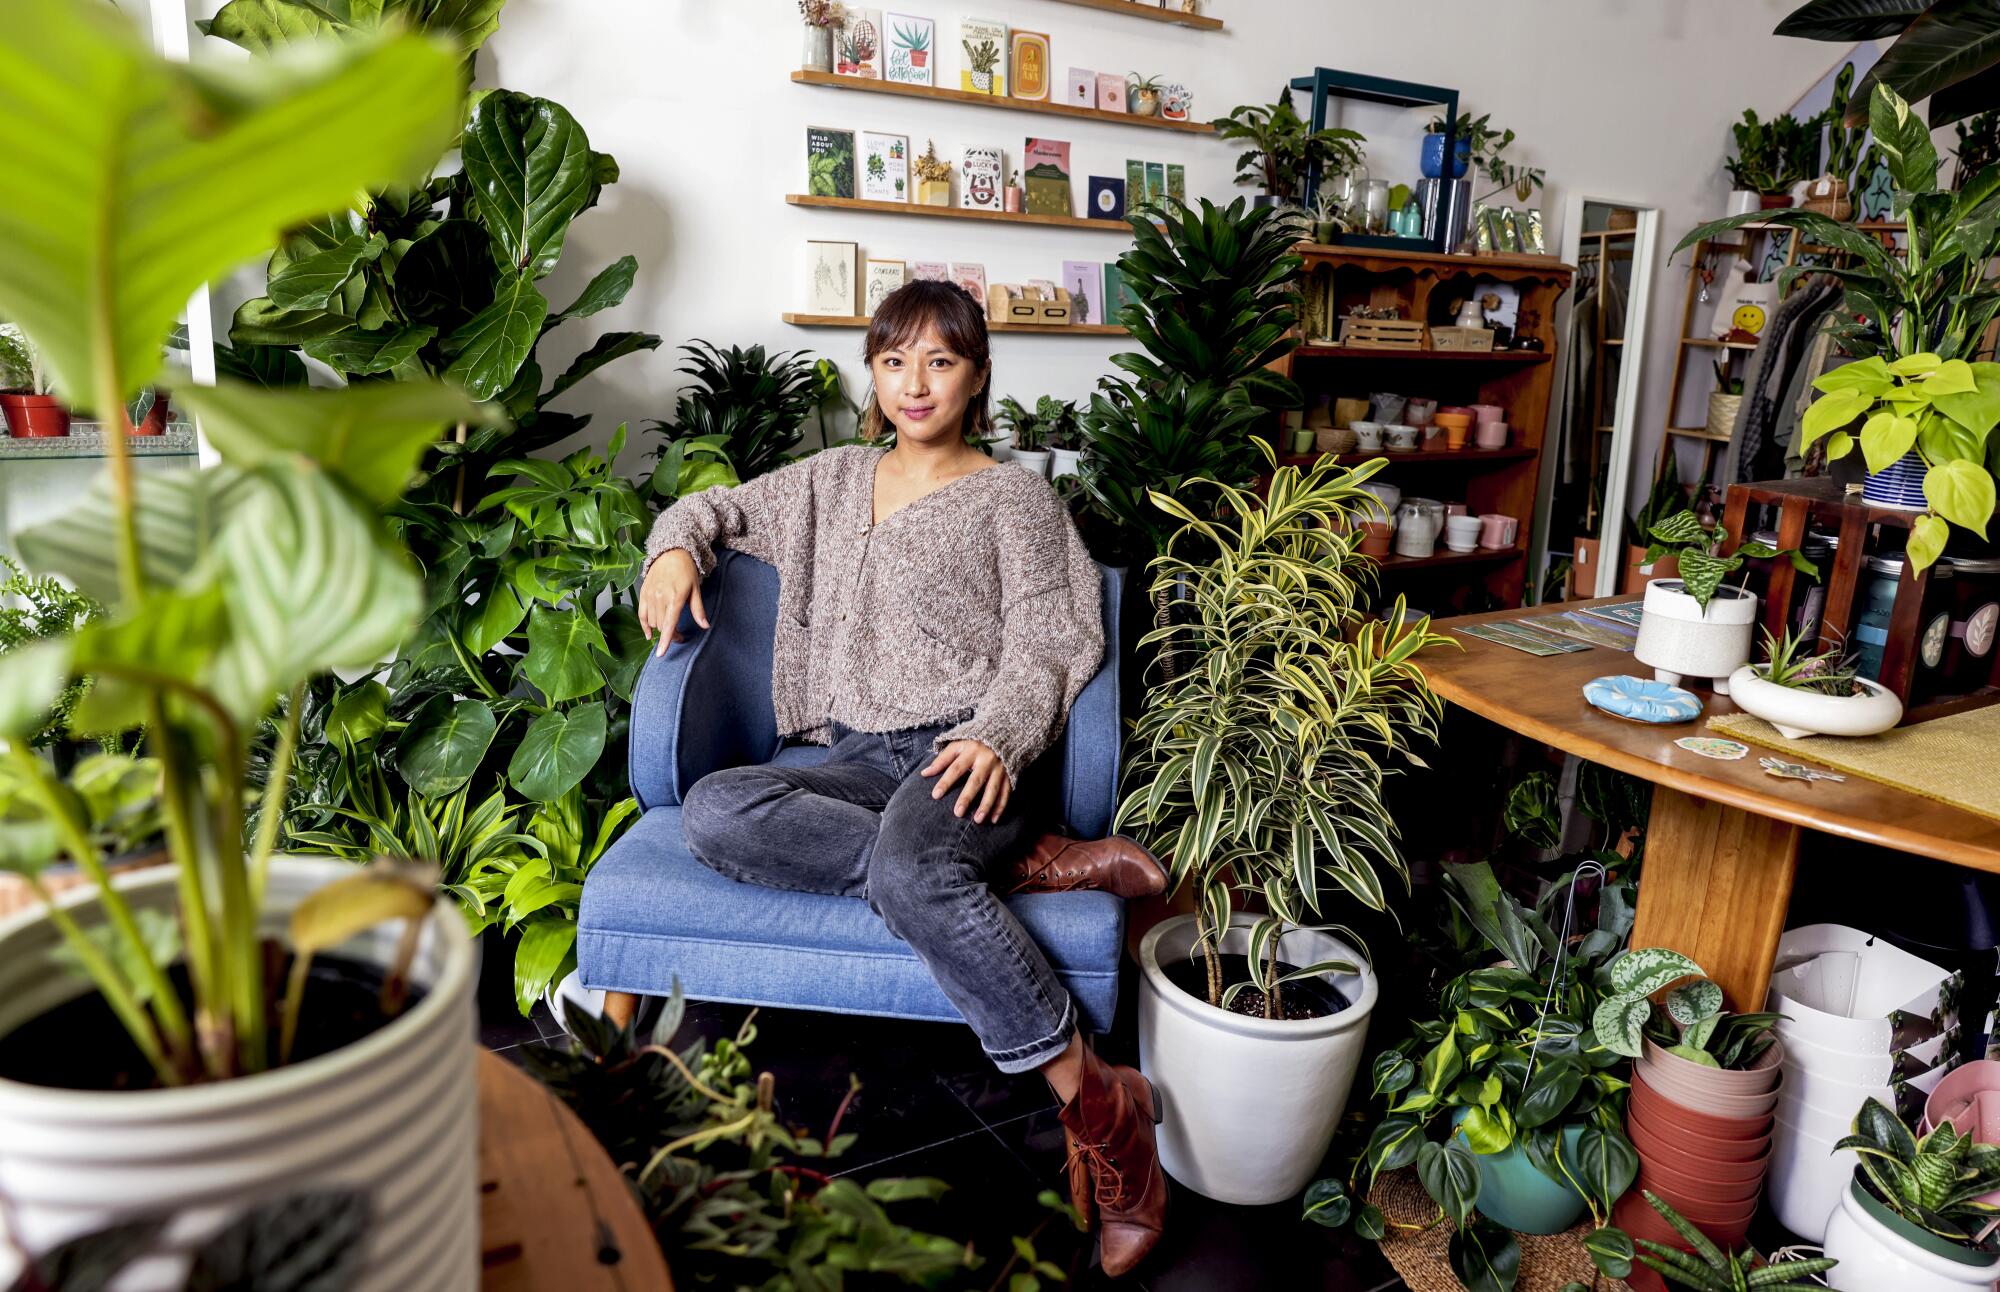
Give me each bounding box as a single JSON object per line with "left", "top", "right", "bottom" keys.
{"left": 479, "top": 1050, "right": 672, "bottom": 1291}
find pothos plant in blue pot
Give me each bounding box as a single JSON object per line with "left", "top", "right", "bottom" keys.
{"left": 1304, "top": 861, "right": 1640, "bottom": 1291}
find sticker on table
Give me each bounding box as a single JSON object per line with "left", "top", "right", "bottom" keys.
{"left": 1675, "top": 736, "right": 1749, "bottom": 760}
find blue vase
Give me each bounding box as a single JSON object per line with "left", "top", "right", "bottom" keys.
{"left": 1450, "top": 1111, "right": 1589, "bottom": 1235}
{"left": 1420, "top": 132, "right": 1470, "bottom": 180}
{"left": 1861, "top": 449, "right": 1929, "bottom": 511}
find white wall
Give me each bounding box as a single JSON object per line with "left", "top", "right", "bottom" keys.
{"left": 419, "top": 4, "right": 1849, "bottom": 471}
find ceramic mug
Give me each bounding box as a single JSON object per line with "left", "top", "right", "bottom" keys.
{"left": 1393, "top": 498, "right": 1443, "bottom": 558}
{"left": 1470, "top": 403, "right": 1505, "bottom": 425}
{"left": 1445, "top": 515, "right": 1483, "bottom": 552}
{"left": 1289, "top": 427, "right": 1316, "bottom": 455}
{"left": 1478, "top": 513, "right": 1518, "bottom": 549}
{"left": 1405, "top": 398, "right": 1437, "bottom": 427}
{"left": 1475, "top": 420, "right": 1509, "bottom": 449}
{"left": 1386, "top": 424, "right": 1419, "bottom": 451}
{"left": 1352, "top": 421, "right": 1384, "bottom": 451}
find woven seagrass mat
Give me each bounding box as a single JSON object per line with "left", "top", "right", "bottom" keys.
{"left": 1367, "top": 1169, "right": 1633, "bottom": 1292}
{"left": 1707, "top": 704, "right": 2000, "bottom": 823}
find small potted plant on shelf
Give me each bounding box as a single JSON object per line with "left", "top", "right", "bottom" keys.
{"left": 797, "top": 0, "right": 841, "bottom": 73}
{"left": 1631, "top": 509, "right": 1815, "bottom": 695}
{"left": 1120, "top": 447, "right": 1448, "bottom": 1209}
{"left": 1627, "top": 1190, "right": 1840, "bottom": 1291}
{"left": 1211, "top": 88, "right": 1365, "bottom": 208}
{"left": 1728, "top": 625, "right": 1905, "bottom": 738}
{"left": 0, "top": 323, "right": 69, "bottom": 438}
{"left": 1127, "top": 72, "right": 1164, "bottom": 117}
{"left": 1804, "top": 62, "right": 1866, "bottom": 221}
{"left": 1726, "top": 106, "right": 1824, "bottom": 209}
{"left": 1822, "top": 1098, "right": 2000, "bottom": 1291}
{"left": 1004, "top": 168, "right": 1023, "bottom": 213}
{"left": 0, "top": 8, "right": 487, "bottom": 1284}
{"left": 1309, "top": 190, "right": 1345, "bottom": 244}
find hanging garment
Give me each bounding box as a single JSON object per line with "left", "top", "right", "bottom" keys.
{"left": 1561, "top": 285, "right": 1599, "bottom": 486}
{"left": 1781, "top": 314, "right": 1849, "bottom": 477}
{"left": 1726, "top": 277, "right": 1839, "bottom": 483}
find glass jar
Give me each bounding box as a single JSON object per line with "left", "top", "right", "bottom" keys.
{"left": 1943, "top": 555, "right": 2000, "bottom": 696}
{"left": 1795, "top": 530, "right": 1836, "bottom": 642}
{"left": 1362, "top": 180, "right": 1391, "bottom": 234}
{"left": 1853, "top": 554, "right": 1903, "bottom": 681}
{"left": 1853, "top": 553, "right": 1956, "bottom": 694}
{"left": 1914, "top": 563, "right": 1957, "bottom": 703}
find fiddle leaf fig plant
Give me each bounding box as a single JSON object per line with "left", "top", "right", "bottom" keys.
{"left": 0, "top": 0, "right": 478, "bottom": 1083}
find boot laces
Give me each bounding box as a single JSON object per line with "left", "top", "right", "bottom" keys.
{"left": 1064, "top": 1137, "right": 1129, "bottom": 1210}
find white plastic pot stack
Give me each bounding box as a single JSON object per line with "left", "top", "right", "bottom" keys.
{"left": 1765, "top": 924, "right": 1962, "bottom": 1242}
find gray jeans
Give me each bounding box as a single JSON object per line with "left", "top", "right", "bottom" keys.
{"left": 679, "top": 722, "right": 1076, "bottom": 1073}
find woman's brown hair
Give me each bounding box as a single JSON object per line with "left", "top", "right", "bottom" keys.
{"left": 859, "top": 279, "right": 993, "bottom": 442}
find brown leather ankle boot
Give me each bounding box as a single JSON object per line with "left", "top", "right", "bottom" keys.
{"left": 1056, "top": 1044, "right": 1167, "bottom": 1278}
{"left": 1004, "top": 834, "right": 1168, "bottom": 899}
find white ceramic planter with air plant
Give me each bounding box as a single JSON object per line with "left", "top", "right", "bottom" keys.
{"left": 1137, "top": 914, "right": 1377, "bottom": 1205}
{"left": 1727, "top": 665, "right": 1904, "bottom": 738}
{"left": 0, "top": 858, "right": 477, "bottom": 1291}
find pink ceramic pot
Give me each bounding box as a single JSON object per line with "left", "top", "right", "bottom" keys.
{"left": 1924, "top": 1060, "right": 2000, "bottom": 1208}
{"left": 1470, "top": 403, "right": 1504, "bottom": 425}
{"left": 1474, "top": 420, "right": 1509, "bottom": 449}
{"left": 1637, "top": 1037, "right": 1784, "bottom": 1118}
{"left": 1477, "top": 514, "right": 1517, "bottom": 550}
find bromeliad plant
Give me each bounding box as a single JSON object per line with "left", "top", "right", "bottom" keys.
{"left": 1631, "top": 1190, "right": 1839, "bottom": 1291}
{"left": 1677, "top": 82, "right": 2000, "bottom": 573}
{"left": 1840, "top": 1097, "right": 2000, "bottom": 1246}
{"left": 1642, "top": 509, "right": 1816, "bottom": 616}
{"left": 0, "top": 0, "right": 478, "bottom": 1083}
{"left": 1117, "top": 445, "right": 1449, "bottom": 1016}
{"left": 1592, "top": 949, "right": 1782, "bottom": 1070}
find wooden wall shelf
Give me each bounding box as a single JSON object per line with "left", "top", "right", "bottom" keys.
{"left": 1294, "top": 345, "right": 1552, "bottom": 364}
{"left": 1281, "top": 446, "right": 1538, "bottom": 469}
{"left": 1041, "top": 0, "right": 1225, "bottom": 30}
{"left": 783, "top": 312, "right": 1125, "bottom": 336}
{"left": 787, "top": 194, "right": 1131, "bottom": 234}
{"left": 1375, "top": 546, "right": 1524, "bottom": 575}
{"left": 790, "top": 71, "right": 1214, "bottom": 134}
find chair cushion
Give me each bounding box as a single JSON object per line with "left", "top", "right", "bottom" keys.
{"left": 578, "top": 806, "right": 1125, "bottom": 1033}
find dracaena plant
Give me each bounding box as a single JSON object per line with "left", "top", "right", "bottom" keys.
{"left": 0, "top": 0, "right": 478, "bottom": 1083}
{"left": 1592, "top": 948, "right": 1782, "bottom": 1071}
{"left": 1677, "top": 82, "right": 2000, "bottom": 574}
{"left": 1309, "top": 862, "right": 1638, "bottom": 1291}
{"left": 1841, "top": 1097, "right": 2000, "bottom": 1245}
{"left": 648, "top": 340, "right": 822, "bottom": 481}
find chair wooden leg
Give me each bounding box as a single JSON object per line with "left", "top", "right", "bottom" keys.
{"left": 604, "top": 990, "right": 640, "bottom": 1029}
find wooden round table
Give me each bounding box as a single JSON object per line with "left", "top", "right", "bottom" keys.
{"left": 1423, "top": 600, "right": 2000, "bottom": 1011}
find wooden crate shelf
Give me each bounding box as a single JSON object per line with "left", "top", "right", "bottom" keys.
{"left": 1041, "top": 0, "right": 1225, "bottom": 29}
{"left": 787, "top": 193, "right": 1134, "bottom": 233}
{"left": 783, "top": 312, "right": 1125, "bottom": 335}
{"left": 790, "top": 71, "right": 1214, "bottom": 134}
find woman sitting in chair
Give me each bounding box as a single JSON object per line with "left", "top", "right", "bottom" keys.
{"left": 635, "top": 279, "right": 1166, "bottom": 1277}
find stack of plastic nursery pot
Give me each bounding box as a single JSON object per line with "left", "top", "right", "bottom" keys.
{"left": 1766, "top": 924, "right": 1963, "bottom": 1242}
{"left": 1615, "top": 1040, "right": 1783, "bottom": 1292}
{"left": 1924, "top": 1059, "right": 2000, "bottom": 1204}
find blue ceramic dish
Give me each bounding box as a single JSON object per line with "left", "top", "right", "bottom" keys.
{"left": 1583, "top": 674, "right": 1702, "bottom": 724}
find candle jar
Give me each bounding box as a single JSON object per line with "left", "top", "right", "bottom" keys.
{"left": 1362, "top": 180, "right": 1390, "bottom": 234}
{"left": 1943, "top": 555, "right": 2000, "bottom": 696}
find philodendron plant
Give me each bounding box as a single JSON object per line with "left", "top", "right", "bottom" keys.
{"left": 1593, "top": 948, "right": 1782, "bottom": 1070}
{"left": 0, "top": 0, "right": 480, "bottom": 1083}
{"left": 1676, "top": 81, "right": 2000, "bottom": 573}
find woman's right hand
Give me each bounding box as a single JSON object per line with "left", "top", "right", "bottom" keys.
{"left": 639, "top": 549, "right": 708, "bottom": 656}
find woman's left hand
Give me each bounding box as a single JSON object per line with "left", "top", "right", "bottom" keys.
{"left": 922, "top": 740, "right": 1010, "bottom": 824}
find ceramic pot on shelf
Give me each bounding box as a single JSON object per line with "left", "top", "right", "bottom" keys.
{"left": 1359, "top": 521, "right": 1394, "bottom": 557}
{"left": 0, "top": 393, "right": 69, "bottom": 438}
{"left": 1130, "top": 87, "right": 1161, "bottom": 117}
{"left": 801, "top": 23, "right": 833, "bottom": 72}
{"left": 1633, "top": 580, "right": 1757, "bottom": 694}
{"left": 1392, "top": 499, "right": 1443, "bottom": 559}
{"left": 1444, "top": 516, "right": 1482, "bottom": 552}
{"left": 1351, "top": 422, "right": 1383, "bottom": 451}
{"left": 1136, "top": 914, "right": 1376, "bottom": 1205}
{"left": 1418, "top": 131, "right": 1470, "bottom": 180}
{"left": 1726, "top": 189, "right": 1762, "bottom": 217}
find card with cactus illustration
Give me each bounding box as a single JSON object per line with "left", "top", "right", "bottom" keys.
{"left": 959, "top": 18, "right": 1007, "bottom": 96}
{"left": 884, "top": 12, "right": 933, "bottom": 86}
{"left": 834, "top": 7, "right": 882, "bottom": 78}
{"left": 861, "top": 131, "right": 908, "bottom": 203}
{"left": 805, "top": 126, "right": 856, "bottom": 199}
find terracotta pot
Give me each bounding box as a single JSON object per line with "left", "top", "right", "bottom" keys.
{"left": 1631, "top": 1071, "right": 1773, "bottom": 1142}
{"left": 1637, "top": 1158, "right": 1764, "bottom": 1208}
{"left": 131, "top": 393, "right": 169, "bottom": 436}
{"left": 1359, "top": 521, "right": 1394, "bottom": 557}
{"left": 0, "top": 393, "right": 69, "bottom": 438}
{"left": 1636, "top": 1037, "right": 1784, "bottom": 1118}
{"left": 1628, "top": 1113, "right": 1773, "bottom": 1184}
{"left": 1614, "top": 1190, "right": 1749, "bottom": 1292}
{"left": 1759, "top": 192, "right": 1794, "bottom": 209}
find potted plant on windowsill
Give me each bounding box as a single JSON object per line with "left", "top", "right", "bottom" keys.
{"left": 1632, "top": 509, "right": 1816, "bottom": 694}
{"left": 1120, "top": 445, "right": 1448, "bottom": 1207}
{"left": 1728, "top": 626, "right": 1905, "bottom": 738}
{"left": 0, "top": 323, "right": 69, "bottom": 438}
{"left": 1211, "top": 88, "right": 1365, "bottom": 209}
{"left": 0, "top": 5, "right": 487, "bottom": 1283}
{"left": 1678, "top": 82, "right": 2000, "bottom": 568}
{"left": 1822, "top": 1098, "right": 2000, "bottom": 1291}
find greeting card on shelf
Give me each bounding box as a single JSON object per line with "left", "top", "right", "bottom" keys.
{"left": 806, "top": 126, "right": 857, "bottom": 199}
{"left": 960, "top": 18, "right": 1008, "bottom": 96}
{"left": 950, "top": 262, "right": 988, "bottom": 305}
{"left": 807, "top": 241, "right": 858, "bottom": 315}
{"left": 912, "top": 260, "right": 950, "bottom": 282}
{"left": 1022, "top": 137, "right": 1072, "bottom": 217}
{"left": 1124, "top": 159, "right": 1146, "bottom": 211}
{"left": 884, "top": 12, "right": 933, "bottom": 85}
{"left": 960, "top": 145, "right": 1004, "bottom": 211}
{"left": 835, "top": 8, "right": 882, "bottom": 78}
{"left": 1067, "top": 68, "right": 1096, "bottom": 109}
{"left": 861, "top": 131, "right": 909, "bottom": 203}
{"left": 1167, "top": 163, "right": 1186, "bottom": 206}
{"left": 1097, "top": 73, "right": 1126, "bottom": 114}
{"left": 1145, "top": 162, "right": 1166, "bottom": 209}
{"left": 1102, "top": 262, "right": 1140, "bottom": 318}
{"left": 1010, "top": 31, "right": 1051, "bottom": 101}
{"left": 865, "top": 259, "right": 908, "bottom": 315}
{"left": 1088, "top": 176, "right": 1126, "bottom": 220}
{"left": 1061, "top": 261, "right": 1100, "bottom": 325}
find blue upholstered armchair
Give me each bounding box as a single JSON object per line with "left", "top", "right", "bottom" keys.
{"left": 575, "top": 550, "right": 1131, "bottom": 1032}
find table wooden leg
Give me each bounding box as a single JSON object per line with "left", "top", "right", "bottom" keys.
{"left": 1629, "top": 786, "right": 1801, "bottom": 1013}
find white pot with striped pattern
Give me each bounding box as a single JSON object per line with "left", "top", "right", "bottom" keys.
{"left": 0, "top": 857, "right": 478, "bottom": 1292}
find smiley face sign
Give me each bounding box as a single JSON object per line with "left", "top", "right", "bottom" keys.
{"left": 1731, "top": 303, "right": 1768, "bottom": 335}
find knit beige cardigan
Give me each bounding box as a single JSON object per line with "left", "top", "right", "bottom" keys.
{"left": 643, "top": 445, "right": 1103, "bottom": 784}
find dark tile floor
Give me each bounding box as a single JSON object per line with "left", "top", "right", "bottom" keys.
{"left": 482, "top": 962, "right": 1409, "bottom": 1292}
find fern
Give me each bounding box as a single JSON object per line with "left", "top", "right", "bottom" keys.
{"left": 0, "top": 556, "right": 103, "bottom": 746}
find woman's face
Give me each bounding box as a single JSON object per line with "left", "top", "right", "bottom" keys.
{"left": 870, "top": 324, "right": 987, "bottom": 447}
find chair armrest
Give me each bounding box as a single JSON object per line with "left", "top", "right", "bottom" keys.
{"left": 1059, "top": 563, "right": 1124, "bottom": 839}
{"left": 627, "top": 550, "right": 782, "bottom": 810}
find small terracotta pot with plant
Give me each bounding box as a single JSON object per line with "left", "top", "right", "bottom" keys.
{"left": 0, "top": 321, "right": 69, "bottom": 437}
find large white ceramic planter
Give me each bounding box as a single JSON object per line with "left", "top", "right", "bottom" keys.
{"left": 1823, "top": 1174, "right": 2000, "bottom": 1291}
{"left": 1010, "top": 448, "right": 1051, "bottom": 478}
{"left": 1634, "top": 580, "right": 1756, "bottom": 694}
{"left": 1137, "top": 913, "right": 1377, "bottom": 1205}
{"left": 1048, "top": 447, "right": 1082, "bottom": 480}
{"left": 0, "top": 858, "right": 478, "bottom": 1292}
{"left": 1726, "top": 664, "right": 1904, "bottom": 739}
